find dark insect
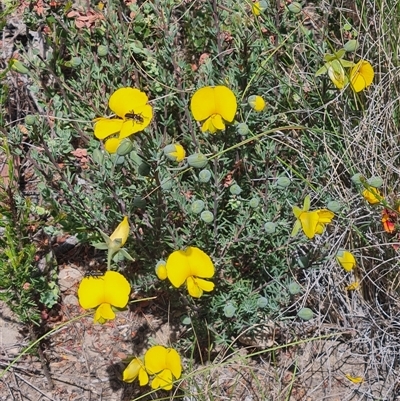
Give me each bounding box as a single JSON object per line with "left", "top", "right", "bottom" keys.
{"left": 125, "top": 112, "right": 144, "bottom": 123}
{"left": 84, "top": 270, "right": 105, "bottom": 278}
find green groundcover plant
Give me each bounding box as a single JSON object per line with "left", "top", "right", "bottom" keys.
{"left": 3, "top": 0, "right": 400, "bottom": 398}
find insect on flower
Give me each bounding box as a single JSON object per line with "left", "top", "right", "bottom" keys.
{"left": 125, "top": 112, "right": 144, "bottom": 123}
{"left": 84, "top": 270, "right": 105, "bottom": 278}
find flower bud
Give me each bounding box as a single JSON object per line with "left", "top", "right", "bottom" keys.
{"left": 276, "top": 177, "right": 291, "bottom": 188}
{"left": 200, "top": 210, "right": 214, "bottom": 223}
{"left": 138, "top": 162, "right": 151, "bottom": 176}
{"left": 132, "top": 196, "right": 146, "bottom": 209}
{"left": 288, "top": 282, "right": 302, "bottom": 295}
{"left": 249, "top": 197, "right": 260, "bottom": 208}
{"left": 163, "top": 143, "right": 186, "bottom": 162}
{"left": 287, "top": 1, "right": 302, "bottom": 13}
{"left": 65, "top": 57, "right": 82, "bottom": 68}
{"left": 117, "top": 138, "right": 134, "bottom": 156}
{"left": 155, "top": 261, "right": 167, "bottom": 280}
{"left": 264, "top": 222, "right": 277, "bottom": 234}
{"left": 187, "top": 153, "right": 208, "bottom": 168}
{"left": 97, "top": 45, "right": 109, "bottom": 57}
{"left": 11, "top": 59, "right": 30, "bottom": 74}
{"left": 191, "top": 200, "right": 205, "bottom": 214}
{"left": 257, "top": 297, "right": 268, "bottom": 308}
{"left": 351, "top": 173, "right": 363, "bottom": 185}
{"left": 237, "top": 122, "right": 249, "bottom": 136}
{"left": 248, "top": 95, "right": 266, "bottom": 112}
{"left": 24, "top": 114, "right": 37, "bottom": 126}
{"left": 198, "top": 169, "right": 212, "bottom": 183}
{"left": 230, "top": 184, "right": 242, "bottom": 195}
{"left": 223, "top": 303, "right": 236, "bottom": 317}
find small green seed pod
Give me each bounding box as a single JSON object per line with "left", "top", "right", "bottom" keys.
{"left": 138, "top": 163, "right": 151, "bottom": 176}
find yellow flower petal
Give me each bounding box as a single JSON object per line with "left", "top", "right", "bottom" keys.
{"left": 103, "top": 271, "right": 130, "bottom": 307}
{"left": 109, "top": 216, "right": 130, "bottom": 248}
{"left": 166, "top": 143, "right": 186, "bottom": 162}
{"left": 345, "top": 281, "right": 359, "bottom": 291}
{"left": 211, "top": 114, "right": 225, "bottom": 130}
{"left": 151, "top": 369, "right": 173, "bottom": 390}
{"left": 214, "top": 86, "right": 237, "bottom": 122}
{"left": 78, "top": 276, "right": 106, "bottom": 309}
{"left": 201, "top": 117, "right": 217, "bottom": 133}
{"left": 95, "top": 303, "right": 115, "bottom": 323}
{"left": 362, "top": 187, "right": 382, "bottom": 204}
{"left": 156, "top": 263, "right": 167, "bottom": 280}
{"left": 350, "top": 60, "right": 374, "bottom": 92}
{"left": 78, "top": 271, "right": 131, "bottom": 309}
{"left": 166, "top": 251, "right": 191, "bottom": 288}
{"left": 165, "top": 348, "right": 182, "bottom": 379}
{"left": 123, "top": 358, "right": 148, "bottom": 385}
{"left": 104, "top": 137, "right": 122, "bottom": 153}
{"left": 145, "top": 346, "right": 181, "bottom": 390}
{"left": 345, "top": 373, "right": 364, "bottom": 384}
{"left": 108, "top": 88, "right": 149, "bottom": 118}
{"left": 187, "top": 276, "right": 215, "bottom": 298}
{"left": 190, "top": 86, "right": 237, "bottom": 124}
{"left": 145, "top": 345, "right": 168, "bottom": 374}
{"left": 186, "top": 247, "right": 214, "bottom": 277}
{"left": 94, "top": 118, "right": 123, "bottom": 140}
{"left": 336, "top": 250, "right": 356, "bottom": 272}
{"left": 317, "top": 209, "right": 335, "bottom": 223}
{"left": 299, "top": 210, "right": 320, "bottom": 239}
{"left": 252, "top": 2, "right": 261, "bottom": 16}
{"left": 186, "top": 276, "right": 203, "bottom": 298}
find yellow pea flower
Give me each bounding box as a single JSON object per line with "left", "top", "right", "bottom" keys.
{"left": 77, "top": 271, "right": 130, "bottom": 324}
{"left": 165, "top": 247, "right": 215, "bottom": 298}
{"left": 93, "top": 87, "right": 153, "bottom": 153}
{"left": 190, "top": 86, "right": 237, "bottom": 134}
{"left": 145, "top": 346, "right": 182, "bottom": 390}
{"left": 291, "top": 195, "right": 334, "bottom": 239}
